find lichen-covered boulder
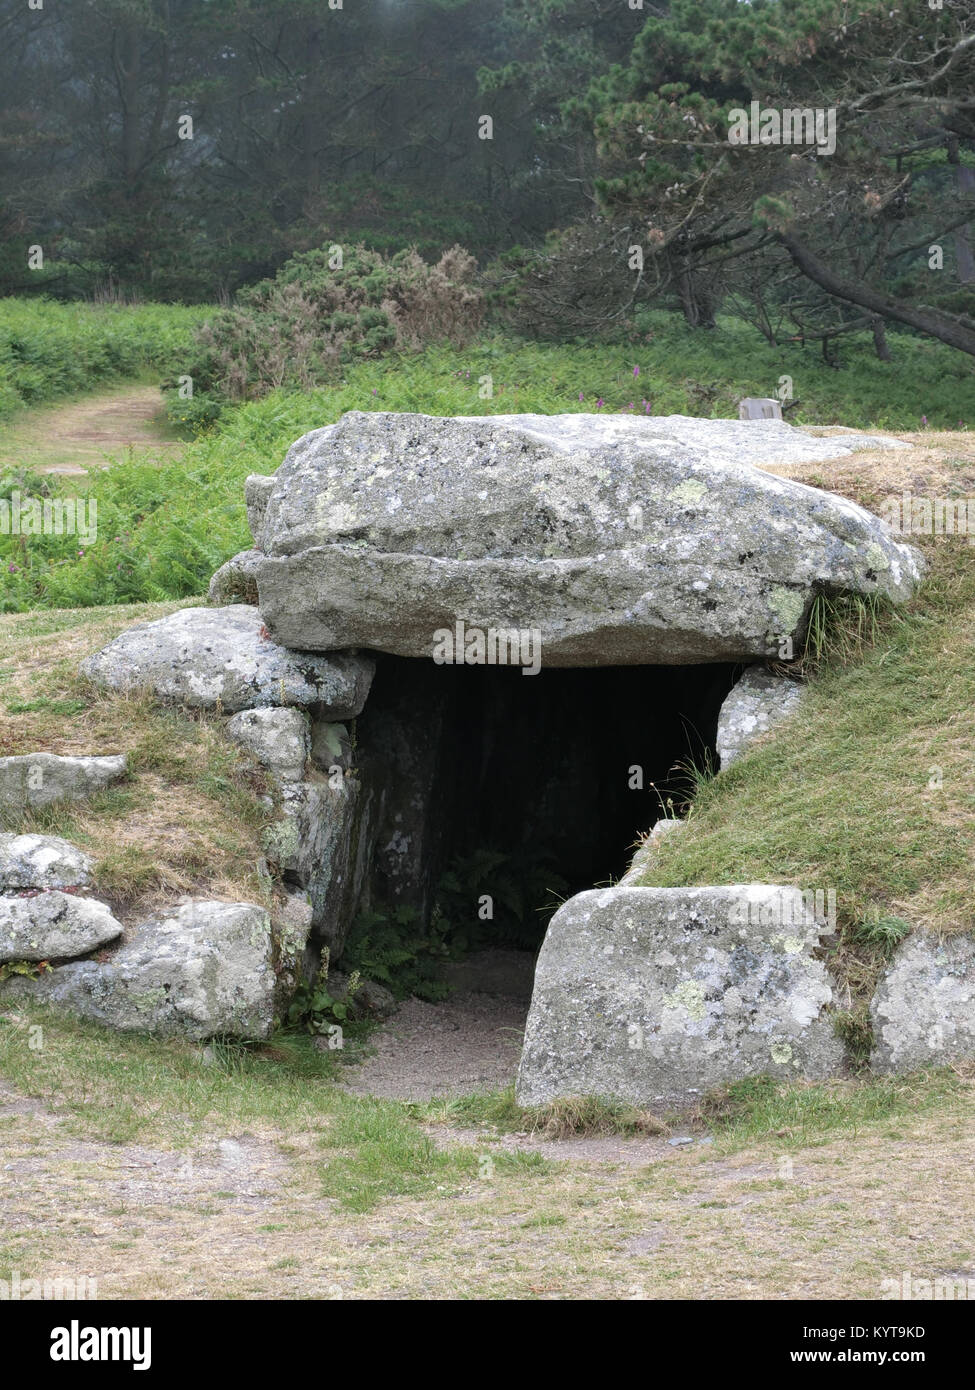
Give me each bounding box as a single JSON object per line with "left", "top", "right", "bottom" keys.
{"left": 716, "top": 666, "right": 804, "bottom": 767}
{"left": 81, "top": 605, "right": 374, "bottom": 715}
{"left": 226, "top": 707, "right": 310, "bottom": 783}
{"left": 2, "top": 901, "right": 277, "bottom": 1038}
{"left": 516, "top": 884, "right": 844, "bottom": 1107}
{"left": 0, "top": 892, "right": 122, "bottom": 962}
{"left": 870, "top": 932, "right": 975, "bottom": 1072}
{"left": 0, "top": 833, "right": 93, "bottom": 890}
{"left": 0, "top": 754, "right": 126, "bottom": 820}
{"left": 250, "top": 411, "right": 921, "bottom": 666}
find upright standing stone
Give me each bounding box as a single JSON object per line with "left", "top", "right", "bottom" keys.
{"left": 739, "top": 398, "right": 783, "bottom": 420}
{"left": 516, "top": 884, "right": 844, "bottom": 1107}
{"left": 870, "top": 932, "right": 975, "bottom": 1072}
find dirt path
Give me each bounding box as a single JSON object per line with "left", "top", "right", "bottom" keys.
{"left": 340, "top": 993, "right": 529, "bottom": 1101}
{"left": 4, "top": 1075, "right": 975, "bottom": 1299}
{"left": 0, "top": 384, "right": 182, "bottom": 477}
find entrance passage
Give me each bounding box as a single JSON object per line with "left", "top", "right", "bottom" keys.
{"left": 355, "top": 657, "right": 739, "bottom": 953}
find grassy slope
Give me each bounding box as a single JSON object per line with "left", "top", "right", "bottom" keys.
{"left": 0, "top": 299, "right": 207, "bottom": 420}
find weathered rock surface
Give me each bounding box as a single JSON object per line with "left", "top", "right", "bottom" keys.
{"left": 2, "top": 901, "right": 276, "bottom": 1038}
{"left": 870, "top": 932, "right": 975, "bottom": 1072}
{"left": 245, "top": 473, "right": 276, "bottom": 541}
{"left": 273, "top": 887, "right": 315, "bottom": 1008}
{"left": 226, "top": 707, "right": 310, "bottom": 783}
{"left": 262, "top": 776, "right": 375, "bottom": 953}
{"left": 207, "top": 548, "right": 261, "bottom": 606}
{"left": 0, "top": 892, "right": 123, "bottom": 962}
{"left": 251, "top": 411, "right": 921, "bottom": 666}
{"left": 0, "top": 833, "right": 93, "bottom": 890}
{"left": 81, "top": 605, "right": 374, "bottom": 715}
{"left": 716, "top": 666, "right": 804, "bottom": 767}
{"left": 516, "top": 884, "right": 843, "bottom": 1106}
{"left": 0, "top": 754, "right": 126, "bottom": 819}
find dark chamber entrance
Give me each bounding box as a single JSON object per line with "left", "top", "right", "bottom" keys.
{"left": 352, "top": 656, "right": 739, "bottom": 954}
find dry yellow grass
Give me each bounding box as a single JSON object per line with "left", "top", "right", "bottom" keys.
{"left": 763, "top": 428, "right": 975, "bottom": 508}
{"left": 0, "top": 600, "right": 272, "bottom": 921}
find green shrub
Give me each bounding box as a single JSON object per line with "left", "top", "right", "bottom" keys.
{"left": 339, "top": 904, "right": 454, "bottom": 1001}
{"left": 175, "top": 242, "right": 483, "bottom": 405}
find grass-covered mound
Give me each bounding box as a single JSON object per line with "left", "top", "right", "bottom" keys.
{"left": 0, "top": 601, "right": 269, "bottom": 921}
{"left": 634, "top": 433, "right": 975, "bottom": 942}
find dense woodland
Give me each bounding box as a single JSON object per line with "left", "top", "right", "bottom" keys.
{"left": 0, "top": 0, "right": 973, "bottom": 360}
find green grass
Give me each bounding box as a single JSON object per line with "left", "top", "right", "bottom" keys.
{"left": 2, "top": 315, "right": 970, "bottom": 612}
{"left": 418, "top": 1086, "right": 671, "bottom": 1138}
{"left": 0, "top": 298, "right": 206, "bottom": 420}
{"left": 419, "top": 1063, "right": 972, "bottom": 1152}
{"left": 697, "top": 1069, "right": 968, "bottom": 1150}
{"left": 0, "top": 1005, "right": 547, "bottom": 1213}
{"left": 3, "top": 999, "right": 963, "bottom": 1222}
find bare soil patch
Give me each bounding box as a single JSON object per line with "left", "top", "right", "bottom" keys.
{"left": 0, "top": 386, "right": 181, "bottom": 476}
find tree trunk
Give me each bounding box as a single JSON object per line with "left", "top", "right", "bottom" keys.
{"left": 676, "top": 265, "right": 716, "bottom": 328}
{"left": 118, "top": 24, "right": 142, "bottom": 187}
{"left": 947, "top": 136, "right": 975, "bottom": 284}
{"left": 872, "top": 315, "right": 892, "bottom": 361}
{"left": 779, "top": 232, "right": 975, "bottom": 357}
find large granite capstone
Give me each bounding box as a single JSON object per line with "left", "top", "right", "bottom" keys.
{"left": 247, "top": 412, "right": 921, "bottom": 665}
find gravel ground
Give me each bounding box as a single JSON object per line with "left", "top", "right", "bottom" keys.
{"left": 339, "top": 991, "right": 529, "bottom": 1101}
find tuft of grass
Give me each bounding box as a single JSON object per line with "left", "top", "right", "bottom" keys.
{"left": 419, "top": 1086, "right": 671, "bottom": 1139}
{"left": 850, "top": 913, "right": 913, "bottom": 953}
{"left": 696, "top": 1068, "right": 969, "bottom": 1149}
{"left": 794, "top": 590, "right": 894, "bottom": 676}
